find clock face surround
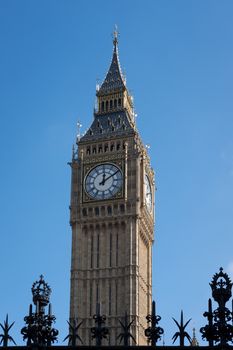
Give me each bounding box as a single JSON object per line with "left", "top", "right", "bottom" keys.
{"left": 84, "top": 163, "right": 123, "bottom": 200}
{"left": 145, "top": 174, "right": 152, "bottom": 211}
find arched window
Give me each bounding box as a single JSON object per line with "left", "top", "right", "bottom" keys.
{"left": 90, "top": 281, "right": 93, "bottom": 315}
{"left": 109, "top": 283, "right": 112, "bottom": 315}
{"left": 118, "top": 98, "right": 121, "bottom": 106}
{"left": 110, "top": 100, "right": 113, "bottom": 109}
{"left": 116, "top": 233, "right": 119, "bottom": 267}
{"left": 95, "top": 207, "right": 99, "bottom": 216}
{"left": 109, "top": 233, "right": 112, "bottom": 267}
{"left": 90, "top": 236, "right": 93, "bottom": 268}
{"left": 115, "top": 281, "right": 118, "bottom": 313}
{"left": 110, "top": 144, "right": 114, "bottom": 151}
{"left": 120, "top": 204, "right": 125, "bottom": 213}
{"left": 104, "top": 144, "right": 108, "bottom": 152}
{"left": 114, "top": 99, "right": 117, "bottom": 108}
{"left": 106, "top": 100, "right": 109, "bottom": 111}
{"left": 96, "top": 283, "right": 99, "bottom": 302}
{"left": 101, "top": 101, "right": 104, "bottom": 112}
{"left": 82, "top": 208, "right": 87, "bottom": 216}
{"left": 116, "top": 143, "right": 121, "bottom": 151}
{"left": 97, "top": 235, "right": 100, "bottom": 268}
{"left": 107, "top": 206, "right": 112, "bottom": 215}
{"left": 87, "top": 147, "right": 91, "bottom": 155}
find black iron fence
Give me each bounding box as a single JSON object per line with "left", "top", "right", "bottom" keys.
{"left": 1, "top": 268, "right": 233, "bottom": 347}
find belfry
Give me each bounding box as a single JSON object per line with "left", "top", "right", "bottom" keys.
{"left": 69, "top": 30, "right": 155, "bottom": 345}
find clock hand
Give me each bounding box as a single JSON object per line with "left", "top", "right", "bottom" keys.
{"left": 104, "top": 169, "right": 119, "bottom": 183}
{"left": 99, "top": 173, "right": 106, "bottom": 186}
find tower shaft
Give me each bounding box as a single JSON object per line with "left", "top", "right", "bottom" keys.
{"left": 69, "top": 34, "right": 154, "bottom": 345}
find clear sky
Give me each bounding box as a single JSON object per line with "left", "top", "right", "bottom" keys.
{"left": 0, "top": 0, "right": 233, "bottom": 345}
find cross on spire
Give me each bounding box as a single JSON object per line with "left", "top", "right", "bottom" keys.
{"left": 113, "top": 24, "right": 119, "bottom": 46}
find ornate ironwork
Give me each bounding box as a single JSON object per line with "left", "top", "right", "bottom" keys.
{"left": 91, "top": 303, "right": 109, "bottom": 346}
{"left": 200, "top": 267, "right": 233, "bottom": 346}
{"left": 145, "top": 301, "right": 164, "bottom": 346}
{"left": 172, "top": 310, "right": 192, "bottom": 346}
{"left": 117, "top": 312, "right": 136, "bottom": 346}
{"left": 21, "top": 275, "right": 58, "bottom": 346}
{"left": 0, "top": 315, "right": 16, "bottom": 346}
{"left": 63, "top": 318, "right": 83, "bottom": 346}
{"left": 200, "top": 298, "right": 216, "bottom": 346}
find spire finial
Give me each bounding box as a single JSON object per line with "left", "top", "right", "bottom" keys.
{"left": 77, "top": 121, "right": 82, "bottom": 141}
{"left": 113, "top": 24, "right": 119, "bottom": 46}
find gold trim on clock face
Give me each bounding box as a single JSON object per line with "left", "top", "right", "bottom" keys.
{"left": 84, "top": 163, "right": 123, "bottom": 200}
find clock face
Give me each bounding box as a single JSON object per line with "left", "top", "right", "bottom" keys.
{"left": 84, "top": 163, "right": 123, "bottom": 200}
{"left": 145, "top": 174, "right": 152, "bottom": 211}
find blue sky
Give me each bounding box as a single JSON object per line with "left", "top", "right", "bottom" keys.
{"left": 0, "top": 0, "right": 233, "bottom": 345}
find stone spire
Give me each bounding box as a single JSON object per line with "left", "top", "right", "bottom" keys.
{"left": 80, "top": 28, "right": 135, "bottom": 142}
{"left": 97, "top": 26, "right": 126, "bottom": 96}
{"left": 190, "top": 328, "right": 199, "bottom": 346}
{"left": 94, "top": 27, "right": 134, "bottom": 121}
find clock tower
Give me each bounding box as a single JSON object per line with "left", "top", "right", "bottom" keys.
{"left": 69, "top": 31, "right": 155, "bottom": 345}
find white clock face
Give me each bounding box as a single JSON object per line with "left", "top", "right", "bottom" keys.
{"left": 145, "top": 174, "right": 152, "bottom": 211}
{"left": 85, "top": 163, "right": 123, "bottom": 200}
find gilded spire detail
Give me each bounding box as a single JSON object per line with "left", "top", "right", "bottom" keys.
{"left": 113, "top": 24, "right": 119, "bottom": 47}
{"left": 97, "top": 25, "right": 126, "bottom": 96}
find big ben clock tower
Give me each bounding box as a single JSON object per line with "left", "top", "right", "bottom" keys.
{"left": 69, "top": 31, "right": 155, "bottom": 345}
